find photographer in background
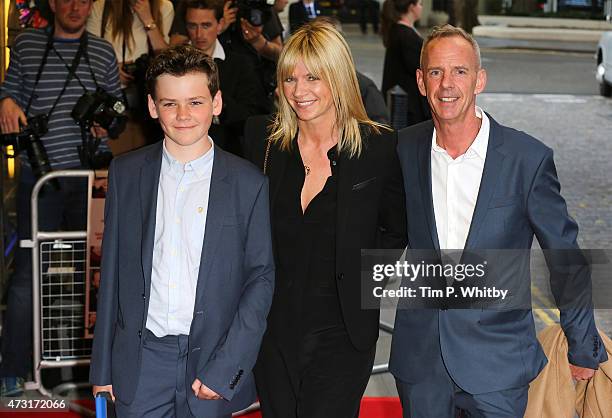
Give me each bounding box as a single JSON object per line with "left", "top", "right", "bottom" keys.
{"left": 170, "top": 0, "right": 238, "bottom": 45}
{"left": 171, "top": 0, "right": 283, "bottom": 112}
{"left": 183, "top": 0, "right": 267, "bottom": 155}
{"left": 87, "top": 0, "right": 174, "bottom": 148}
{"left": 224, "top": 0, "right": 284, "bottom": 112}
{"left": 237, "top": 0, "right": 284, "bottom": 59}
{"left": 0, "top": 0, "right": 122, "bottom": 397}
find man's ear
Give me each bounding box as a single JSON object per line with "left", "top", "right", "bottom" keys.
{"left": 416, "top": 69, "right": 426, "bottom": 97}
{"left": 48, "top": 0, "right": 56, "bottom": 13}
{"left": 212, "top": 90, "right": 223, "bottom": 117}
{"left": 147, "top": 94, "right": 159, "bottom": 119}
{"left": 475, "top": 68, "right": 487, "bottom": 95}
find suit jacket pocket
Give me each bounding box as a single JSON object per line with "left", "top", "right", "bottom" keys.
{"left": 488, "top": 194, "right": 523, "bottom": 208}
{"left": 352, "top": 177, "right": 377, "bottom": 191}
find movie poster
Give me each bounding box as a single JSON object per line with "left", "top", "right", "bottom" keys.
{"left": 85, "top": 171, "right": 108, "bottom": 338}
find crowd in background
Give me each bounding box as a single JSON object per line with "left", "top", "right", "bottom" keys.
{"left": 1, "top": 3, "right": 606, "bottom": 418}
{"left": 0, "top": 0, "right": 431, "bottom": 403}
{"left": 5, "top": 0, "right": 429, "bottom": 159}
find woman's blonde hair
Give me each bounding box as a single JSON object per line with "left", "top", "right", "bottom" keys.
{"left": 270, "top": 21, "right": 387, "bottom": 158}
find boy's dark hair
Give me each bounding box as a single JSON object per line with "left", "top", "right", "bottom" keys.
{"left": 146, "top": 45, "right": 220, "bottom": 99}
{"left": 185, "top": 0, "right": 224, "bottom": 22}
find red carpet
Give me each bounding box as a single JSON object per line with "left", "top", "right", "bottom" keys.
{"left": 0, "top": 397, "right": 402, "bottom": 417}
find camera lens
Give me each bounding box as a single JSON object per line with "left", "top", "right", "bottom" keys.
{"left": 24, "top": 133, "right": 52, "bottom": 179}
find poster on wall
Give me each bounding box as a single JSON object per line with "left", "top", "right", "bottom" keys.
{"left": 15, "top": 0, "right": 49, "bottom": 29}
{"left": 84, "top": 171, "right": 108, "bottom": 338}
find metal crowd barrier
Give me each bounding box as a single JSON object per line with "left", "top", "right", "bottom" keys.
{"left": 373, "top": 320, "right": 394, "bottom": 375}
{"left": 20, "top": 170, "right": 94, "bottom": 414}
{"left": 19, "top": 170, "right": 395, "bottom": 416}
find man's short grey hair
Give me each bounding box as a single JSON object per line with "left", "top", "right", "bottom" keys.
{"left": 420, "top": 24, "right": 482, "bottom": 69}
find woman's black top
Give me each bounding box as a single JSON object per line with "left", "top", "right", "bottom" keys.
{"left": 274, "top": 145, "right": 343, "bottom": 335}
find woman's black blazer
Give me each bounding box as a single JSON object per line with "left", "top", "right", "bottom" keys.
{"left": 244, "top": 115, "right": 407, "bottom": 352}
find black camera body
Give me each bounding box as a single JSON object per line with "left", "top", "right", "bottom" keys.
{"left": 71, "top": 88, "right": 127, "bottom": 139}
{"left": 234, "top": 0, "right": 275, "bottom": 26}
{"left": 122, "top": 54, "right": 151, "bottom": 79}
{"left": 0, "top": 114, "right": 53, "bottom": 181}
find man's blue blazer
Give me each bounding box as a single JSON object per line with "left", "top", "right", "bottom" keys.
{"left": 390, "top": 115, "right": 607, "bottom": 394}
{"left": 89, "top": 142, "right": 275, "bottom": 417}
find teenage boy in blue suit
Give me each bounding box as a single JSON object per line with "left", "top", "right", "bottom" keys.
{"left": 90, "top": 45, "right": 274, "bottom": 418}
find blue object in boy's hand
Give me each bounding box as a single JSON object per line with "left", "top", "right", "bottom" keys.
{"left": 95, "top": 391, "right": 114, "bottom": 418}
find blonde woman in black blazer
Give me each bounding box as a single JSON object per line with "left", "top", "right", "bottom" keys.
{"left": 244, "top": 21, "right": 407, "bottom": 418}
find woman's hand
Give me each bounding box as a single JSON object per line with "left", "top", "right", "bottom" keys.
{"left": 133, "top": 0, "right": 171, "bottom": 52}
{"left": 133, "top": 0, "right": 154, "bottom": 25}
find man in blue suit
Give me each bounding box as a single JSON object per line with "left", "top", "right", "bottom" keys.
{"left": 89, "top": 45, "right": 275, "bottom": 418}
{"left": 391, "top": 25, "right": 607, "bottom": 417}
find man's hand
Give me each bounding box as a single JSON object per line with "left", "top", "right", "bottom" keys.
{"left": 133, "top": 0, "right": 154, "bottom": 25}
{"left": 118, "top": 63, "right": 135, "bottom": 86}
{"left": 240, "top": 18, "right": 263, "bottom": 44}
{"left": 191, "top": 378, "right": 222, "bottom": 400}
{"left": 569, "top": 364, "right": 596, "bottom": 380}
{"left": 0, "top": 97, "right": 27, "bottom": 134}
{"left": 221, "top": 1, "right": 238, "bottom": 32}
{"left": 92, "top": 385, "right": 115, "bottom": 402}
{"left": 239, "top": 18, "right": 282, "bottom": 60}
{"left": 91, "top": 123, "right": 109, "bottom": 139}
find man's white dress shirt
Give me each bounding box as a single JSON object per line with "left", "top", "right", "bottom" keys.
{"left": 431, "top": 107, "right": 490, "bottom": 250}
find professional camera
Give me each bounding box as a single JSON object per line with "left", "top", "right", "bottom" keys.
{"left": 233, "top": 0, "right": 275, "bottom": 26}
{"left": 0, "top": 114, "right": 53, "bottom": 181}
{"left": 71, "top": 88, "right": 127, "bottom": 139}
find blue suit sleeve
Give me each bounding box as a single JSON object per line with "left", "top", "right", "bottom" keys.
{"left": 527, "top": 149, "right": 607, "bottom": 369}
{"left": 89, "top": 161, "right": 120, "bottom": 385}
{"left": 197, "top": 177, "right": 275, "bottom": 400}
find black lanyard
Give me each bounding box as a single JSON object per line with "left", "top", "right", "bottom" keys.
{"left": 53, "top": 34, "right": 99, "bottom": 91}
{"left": 25, "top": 29, "right": 91, "bottom": 119}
